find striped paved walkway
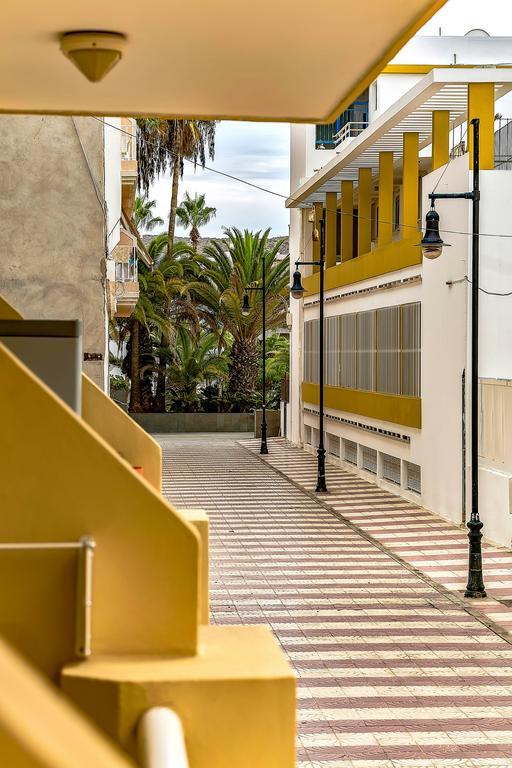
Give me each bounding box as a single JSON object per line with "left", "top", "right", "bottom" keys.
{"left": 160, "top": 435, "right": 512, "bottom": 768}
{"left": 240, "top": 438, "right": 512, "bottom": 639}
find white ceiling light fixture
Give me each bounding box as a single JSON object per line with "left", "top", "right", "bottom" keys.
{"left": 60, "top": 31, "right": 127, "bottom": 83}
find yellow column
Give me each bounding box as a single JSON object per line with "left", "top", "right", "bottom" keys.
{"left": 357, "top": 168, "right": 372, "bottom": 256}
{"left": 377, "top": 152, "right": 393, "bottom": 248}
{"left": 402, "top": 132, "right": 419, "bottom": 239}
{"left": 468, "top": 83, "right": 495, "bottom": 170}
{"left": 325, "top": 192, "right": 337, "bottom": 268}
{"left": 341, "top": 180, "right": 354, "bottom": 262}
{"left": 312, "top": 202, "right": 323, "bottom": 273}
{"left": 432, "top": 110, "right": 450, "bottom": 171}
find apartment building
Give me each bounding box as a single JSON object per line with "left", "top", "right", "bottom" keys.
{"left": 288, "top": 33, "right": 512, "bottom": 547}
{"left": 0, "top": 115, "right": 148, "bottom": 390}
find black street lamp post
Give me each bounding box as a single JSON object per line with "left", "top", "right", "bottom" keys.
{"left": 242, "top": 255, "right": 268, "bottom": 455}
{"left": 290, "top": 256, "right": 328, "bottom": 493}
{"left": 420, "top": 116, "right": 486, "bottom": 599}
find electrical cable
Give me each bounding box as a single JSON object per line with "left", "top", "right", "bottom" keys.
{"left": 94, "top": 116, "right": 512, "bottom": 240}
{"left": 447, "top": 275, "right": 512, "bottom": 296}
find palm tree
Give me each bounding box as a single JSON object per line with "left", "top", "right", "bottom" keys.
{"left": 133, "top": 195, "right": 164, "bottom": 232}
{"left": 176, "top": 192, "right": 216, "bottom": 250}
{"left": 142, "top": 236, "right": 200, "bottom": 411}
{"left": 136, "top": 119, "right": 217, "bottom": 256}
{"left": 167, "top": 327, "right": 227, "bottom": 411}
{"left": 188, "top": 228, "right": 289, "bottom": 411}
{"left": 136, "top": 119, "right": 216, "bottom": 411}
{"left": 126, "top": 269, "right": 169, "bottom": 412}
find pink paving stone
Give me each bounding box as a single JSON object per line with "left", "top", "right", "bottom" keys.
{"left": 161, "top": 435, "right": 512, "bottom": 768}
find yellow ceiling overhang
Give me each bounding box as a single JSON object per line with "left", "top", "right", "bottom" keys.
{"left": 1, "top": 0, "right": 447, "bottom": 121}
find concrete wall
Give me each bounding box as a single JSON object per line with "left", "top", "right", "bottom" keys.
{"left": 254, "top": 409, "right": 280, "bottom": 438}
{"left": 131, "top": 412, "right": 255, "bottom": 433}
{"left": 0, "top": 115, "right": 108, "bottom": 389}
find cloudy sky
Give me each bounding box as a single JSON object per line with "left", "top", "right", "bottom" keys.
{"left": 149, "top": 0, "right": 511, "bottom": 239}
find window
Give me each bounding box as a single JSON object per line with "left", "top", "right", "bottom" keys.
{"left": 361, "top": 446, "right": 377, "bottom": 474}
{"left": 406, "top": 461, "right": 421, "bottom": 493}
{"left": 327, "top": 433, "right": 340, "bottom": 457}
{"left": 304, "top": 425, "right": 312, "bottom": 445}
{"left": 343, "top": 439, "right": 358, "bottom": 465}
{"left": 304, "top": 302, "right": 420, "bottom": 397}
{"left": 381, "top": 453, "right": 401, "bottom": 485}
{"left": 371, "top": 81, "right": 378, "bottom": 112}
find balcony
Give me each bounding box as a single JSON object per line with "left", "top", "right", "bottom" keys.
{"left": 315, "top": 98, "right": 369, "bottom": 149}
{"left": 108, "top": 245, "right": 139, "bottom": 317}
{"left": 121, "top": 117, "right": 137, "bottom": 216}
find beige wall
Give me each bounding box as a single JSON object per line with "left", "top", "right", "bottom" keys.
{"left": 0, "top": 115, "right": 108, "bottom": 388}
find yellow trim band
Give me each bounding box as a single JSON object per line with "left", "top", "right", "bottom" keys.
{"left": 302, "top": 382, "right": 421, "bottom": 429}
{"left": 302, "top": 235, "right": 422, "bottom": 295}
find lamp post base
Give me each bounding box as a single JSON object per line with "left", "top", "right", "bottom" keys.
{"left": 464, "top": 518, "right": 487, "bottom": 598}
{"left": 260, "top": 421, "right": 269, "bottom": 455}
{"left": 315, "top": 446, "right": 328, "bottom": 493}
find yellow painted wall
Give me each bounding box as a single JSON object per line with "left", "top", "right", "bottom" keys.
{"left": 82, "top": 376, "right": 162, "bottom": 493}
{"left": 303, "top": 235, "right": 421, "bottom": 296}
{"left": 62, "top": 625, "right": 296, "bottom": 768}
{"left": 0, "top": 342, "right": 200, "bottom": 680}
{"left": 181, "top": 509, "right": 209, "bottom": 624}
{"left": 303, "top": 382, "right": 421, "bottom": 428}
{"left": 0, "top": 294, "right": 163, "bottom": 494}
{"left": 0, "top": 636, "right": 134, "bottom": 768}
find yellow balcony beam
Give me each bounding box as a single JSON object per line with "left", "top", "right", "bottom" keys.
{"left": 341, "top": 180, "right": 354, "bottom": 262}
{"left": 432, "top": 110, "right": 450, "bottom": 171}
{"left": 302, "top": 382, "right": 421, "bottom": 429}
{"left": 357, "top": 168, "right": 372, "bottom": 256}
{"left": 325, "top": 192, "right": 337, "bottom": 268}
{"left": 302, "top": 234, "right": 422, "bottom": 296}
{"left": 402, "top": 132, "right": 419, "bottom": 239}
{"left": 377, "top": 152, "right": 393, "bottom": 248}
{"left": 312, "top": 202, "right": 323, "bottom": 273}
{"left": 468, "top": 82, "right": 495, "bottom": 170}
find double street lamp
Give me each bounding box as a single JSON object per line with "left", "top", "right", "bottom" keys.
{"left": 290, "top": 255, "right": 328, "bottom": 493}
{"left": 242, "top": 255, "right": 269, "bottom": 455}
{"left": 419, "top": 116, "right": 486, "bottom": 599}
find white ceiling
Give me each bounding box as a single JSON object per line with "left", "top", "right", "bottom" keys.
{"left": 0, "top": 0, "right": 447, "bottom": 121}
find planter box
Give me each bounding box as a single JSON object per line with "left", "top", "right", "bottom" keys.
{"left": 254, "top": 409, "right": 280, "bottom": 438}
{"left": 130, "top": 412, "right": 255, "bottom": 434}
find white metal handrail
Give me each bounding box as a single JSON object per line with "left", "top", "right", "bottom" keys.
{"left": 138, "top": 708, "right": 189, "bottom": 768}
{"left": 0, "top": 536, "right": 95, "bottom": 658}
{"left": 334, "top": 120, "right": 369, "bottom": 146}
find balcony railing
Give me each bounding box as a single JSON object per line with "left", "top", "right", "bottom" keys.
{"left": 115, "top": 247, "right": 138, "bottom": 282}
{"left": 495, "top": 117, "right": 512, "bottom": 169}
{"left": 333, "top": 121, "right": 370, "bottom": 147}
{"left": 121, "top": 132, "right": 136, "bottom": 162}
{"left": 316, "top": 101, "right": 369, "bottom": 149}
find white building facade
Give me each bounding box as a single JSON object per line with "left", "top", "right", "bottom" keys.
{"left": 287, "top": 34, "right": 512, "bottom": 547}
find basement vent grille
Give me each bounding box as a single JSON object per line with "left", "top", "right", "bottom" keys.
{"left": 382, "top": 453, "right": 401, "bottom": 485}
{"left": 303, "top": 407, "right": 411, "bottom": 443}
{"left": 327, "top": 433, "right": 340, "bottom": 457}
{"left": 406, "top": 461, "right": 421, "bottom": 494}
{"left": 361, "top": 446, "right": 377, "bottom": 474}
{"left": 343, "top": 439, "right": 358, "bottom": 465}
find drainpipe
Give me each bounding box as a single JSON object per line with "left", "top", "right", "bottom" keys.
{"left": 137, "top": 708, "right": 189, "bottom": 768}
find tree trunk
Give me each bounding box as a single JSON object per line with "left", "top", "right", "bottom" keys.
{"left": 155, "top": 149, "right": 182, "bottom": 411}
{"left": 191, "top": 226, "right": 199, "bottom": 251}
{"left": 227, "top": 337, "right": 258, "bottom": 412}
{"left": 129, "top": 319, "right": 143, "bottom": 413}
{"left": 167, "top": 152, "right": 181, "bottom": 256}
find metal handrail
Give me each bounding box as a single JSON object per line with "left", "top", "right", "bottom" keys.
{"left": 334, "top": 120, "right": 369, "bottom": 146}
{"left": 0, "top": 536, "right": 95, "bottom": 658}
{"left": 138, "top": 708, "right": 189, "bottom": 768}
